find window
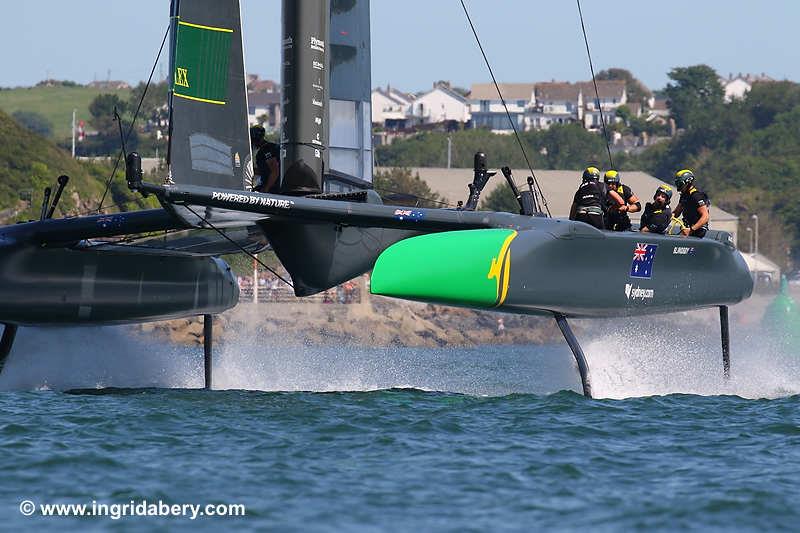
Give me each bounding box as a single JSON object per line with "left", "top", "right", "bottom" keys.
{"left": 480, "top": 100, "right": 489, "bottom": 112}
{"left": 517, "top": 100, "right": 525, "bottom": 108}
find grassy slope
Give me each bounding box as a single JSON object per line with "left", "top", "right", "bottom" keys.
{"left": 0, "top": 109, "right": 153, "bottom": 221}
{"left": 0, "top": 86, "right": 130, "bottom": 141}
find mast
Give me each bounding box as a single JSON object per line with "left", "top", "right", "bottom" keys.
{"left": 280, "top": 0, "right": 329, "bottom": 195}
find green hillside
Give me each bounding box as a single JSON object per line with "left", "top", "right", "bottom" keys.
{"left": 0, "top": 109, "right": 152, "bottom": 222}
{"left": 0, "top": 85, "right": 130, "bottom": 141}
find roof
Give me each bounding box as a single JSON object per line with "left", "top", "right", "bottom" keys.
{"left": 470, "top": 83, "right": 536, "bottom": 101}
{"left": 248, "top": 79, "right": 279, "bottom": 93}
{"left": 416, "top": 85, "right": 468, "bottom": 104}
{"left": 373, "top": 87, "right": 413, "bottom": 106}
{"left": 535, "top": 82, "right": 580, "bottom": 102}
{"left": 576, "top": 80, "right": 626, "bottom": 100}
{"left": 377, "top": 167, "right": 739, "bottom": 226}
{"left": 248, "top": 91, "right": 280, "bottom": 107}
{"left": 741, "top": 252, "right": 780, "bottom": 272}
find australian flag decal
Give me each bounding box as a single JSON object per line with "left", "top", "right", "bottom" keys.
{"left": 630, "top": 243, "right": 657, "bottom": 279}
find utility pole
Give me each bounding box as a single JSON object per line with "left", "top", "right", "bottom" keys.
{"left": 447, "top": 135, "right": 452, "bottom": 169}
{"left": 253, "top": 254, "right": 259, "bottom": 304}
{"left": 752, "top": 214, "right": 759, "bottom": 256}
{"left": 71, "top": 109, "right": 76, "bottom": 158}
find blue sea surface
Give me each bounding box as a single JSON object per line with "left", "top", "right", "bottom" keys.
{"left": 1, "top": 324, "right": 799, "bottom": 531}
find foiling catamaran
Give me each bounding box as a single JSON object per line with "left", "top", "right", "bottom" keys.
{"left": 0, "top": 0, "right": 752, "bottom": 397}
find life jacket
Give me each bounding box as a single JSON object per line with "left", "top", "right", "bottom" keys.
{"left": 573, "top": 180, "right": 605, "bottom": 216}
{"left": 679, "top": 186, "right": 710, "bottom": 228}
{"left": 641, "top": 202, "right": 672, "bottom": 234}
{"left": 606, "top": 183, "right": 633, "bottom": 228}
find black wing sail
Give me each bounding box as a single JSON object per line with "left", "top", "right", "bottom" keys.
{"left": 167, "top": 0, "right": 255, "bottom": 226}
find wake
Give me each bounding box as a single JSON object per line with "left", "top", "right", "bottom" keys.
{"left": 0, "top": 316, "right": 797, "bottom": 400}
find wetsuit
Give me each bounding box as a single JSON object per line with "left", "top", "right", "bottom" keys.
{"left": 254, "top": 141, "right": 281, "bottom": 193}
{"left": 570, "top": 181, "right": 606, "bottom": 230}
{"left": 678, "top": 185, "right": 709, "bottom": 238}
{"left": 640, "top": 202, "right": 672, "bottom": 234}
{"left": 606, "top": 184, "right": 636, "bottom": 231}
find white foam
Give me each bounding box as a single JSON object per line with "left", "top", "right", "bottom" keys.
{"left": 583, "top": 321, "right": 800, "bottom": 400}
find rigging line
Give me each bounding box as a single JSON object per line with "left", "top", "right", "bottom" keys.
{"left": 182, "top": 205, "right": 294, "bottom": 290}
{"left": 576, "top": 0, "right": 614, "bottom": 169}
{"left": 96, "top": 23, "right": 171, "bottom": 213}
{"left": 459, "top": 0, "right": 551, "bottom": 217}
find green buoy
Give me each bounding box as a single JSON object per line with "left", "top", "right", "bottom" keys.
{"left": 762, "top": 275, "right": 800, "bottom": 351}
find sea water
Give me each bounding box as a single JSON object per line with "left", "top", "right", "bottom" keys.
{"left": 1, "top": 320, "right": 799, "bottom": 531}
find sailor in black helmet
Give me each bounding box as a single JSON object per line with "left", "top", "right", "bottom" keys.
{"left": 603, "top": 170, "right": 640, "bottom": 231}
{"left": 672, "top": 169, "right": 710, "bottom": 238}
{"left": 250, "top": 125, "right": 281, "bottom": 193}
{"left": 569, "top": 166, "right": 623, "bottom": 230}
{"left": 640, "top": 184, "right": 673, "bottom": 234}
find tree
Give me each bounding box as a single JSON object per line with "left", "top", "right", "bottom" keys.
{"left": 664, "top": 65, "right": 724, "bottom": 129}
{"left": 11, "top": 110, "right": 53, "bottom": 138}
{"left": 540, "top": 124, "right": 607, "bottom": 169}
{"left": 596, "top": 68, "right": 652, "bottom": 105}
{"left": 89, "top": 93, "right": 128, "bottom": 135}
{"left": 83, "top": 93, "right": 136, "bottom": 156}
{"left": 128, "top": 81, "right": 169, "bottom": 128}
{"left": 744, "top": 80, "right": 800, "bottom": 129}
{"left": 481, "top": 184, "right": 519, "bottom": 213}
{"left": 372, "top": 168, "right": 447, "bottom": 208}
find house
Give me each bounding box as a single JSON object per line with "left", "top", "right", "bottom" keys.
{"left": 247, "top": 76, "right": 279, "bottom": 94}
{"left": 470, "top": 83, "right": 535, "bottom": 132}
{"left": 720, "top": 73, "right": 774, "bottom": 102}
{"left": 371, "top": 86, "right": 414, "bottom": 128}
{"left": 87, "top": 80, "right": 131, "bottom": 90}
{"left": 577, "top": 80, "right": 627, "bottom": 130}
{"left": 248, "top": 91, "right": 281, "bottom": 130}
{"left": 409, "top": 83, "right": 470, "bottom": 124}
{"left": 528, "top": 82, "right": 582, "bottom": 130}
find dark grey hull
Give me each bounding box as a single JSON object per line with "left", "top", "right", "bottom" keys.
{"left": 0, "top": 244, "right": 238, "bottom": 327}
{"left": 502, "top": 223, "right": 752, "bottom": 318}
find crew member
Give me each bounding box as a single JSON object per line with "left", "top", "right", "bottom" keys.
{"left": 569, "top": 166, "right": 623, "bottom": 230}
{"left": 672, "top": 169, "right": 710, "bottom": 238}
{"left": 603, "top": 170, "right": 640, "bottom": 231}
{"left": 250, "top": 125, "right": 281, "bottom": 193}
{"left": 640, "top": 185, "right": 673, "bottom": 234}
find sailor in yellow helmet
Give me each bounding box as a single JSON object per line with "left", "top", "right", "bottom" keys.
{"left": 603, "top": 170, "right": 640, "bottom": 231}
{"left": 672, "top": 169, "right": 710, "bottom": 238}
{"left": 569, "top": 166, "right": 623, "bottom": 230}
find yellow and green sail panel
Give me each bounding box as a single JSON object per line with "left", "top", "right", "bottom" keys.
{"left": 173, "top": 20, "right": 233, "bottom": 105}
{"left": 371, "top": 229, "right": 517, "bottom": 308}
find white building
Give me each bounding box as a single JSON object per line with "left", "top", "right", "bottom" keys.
{"left": 720, "top": 73, "right": 774, "bottom": 102}
{"left": 469, "top": 83, "right": 536, "bottom": 132}
{"left": 409, "top": 83, "right": 470, "bottom": 124}
{"left": 371, "top": 86, "right": 414, "bottom": 126}
{"left": 528, "top": 82, "right": 583, "bottom": 130}
{"left": 248, "top": 91, "right": 281, "bottom": 130}
{"left": 578, "top": 80, "right": 627, "bottom": 130}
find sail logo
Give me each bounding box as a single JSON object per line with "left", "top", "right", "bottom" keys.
{"left": 310, "top": 36, "right": 326, "bottom": 52}
{"left": 313, "top": 61, "right": 324, "bottom": 71}
{"left": 625, "top": 283, "right": 654, "bottom": 301}
{"left": 175, "top": 68, "right": 190, "bottom": 88}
